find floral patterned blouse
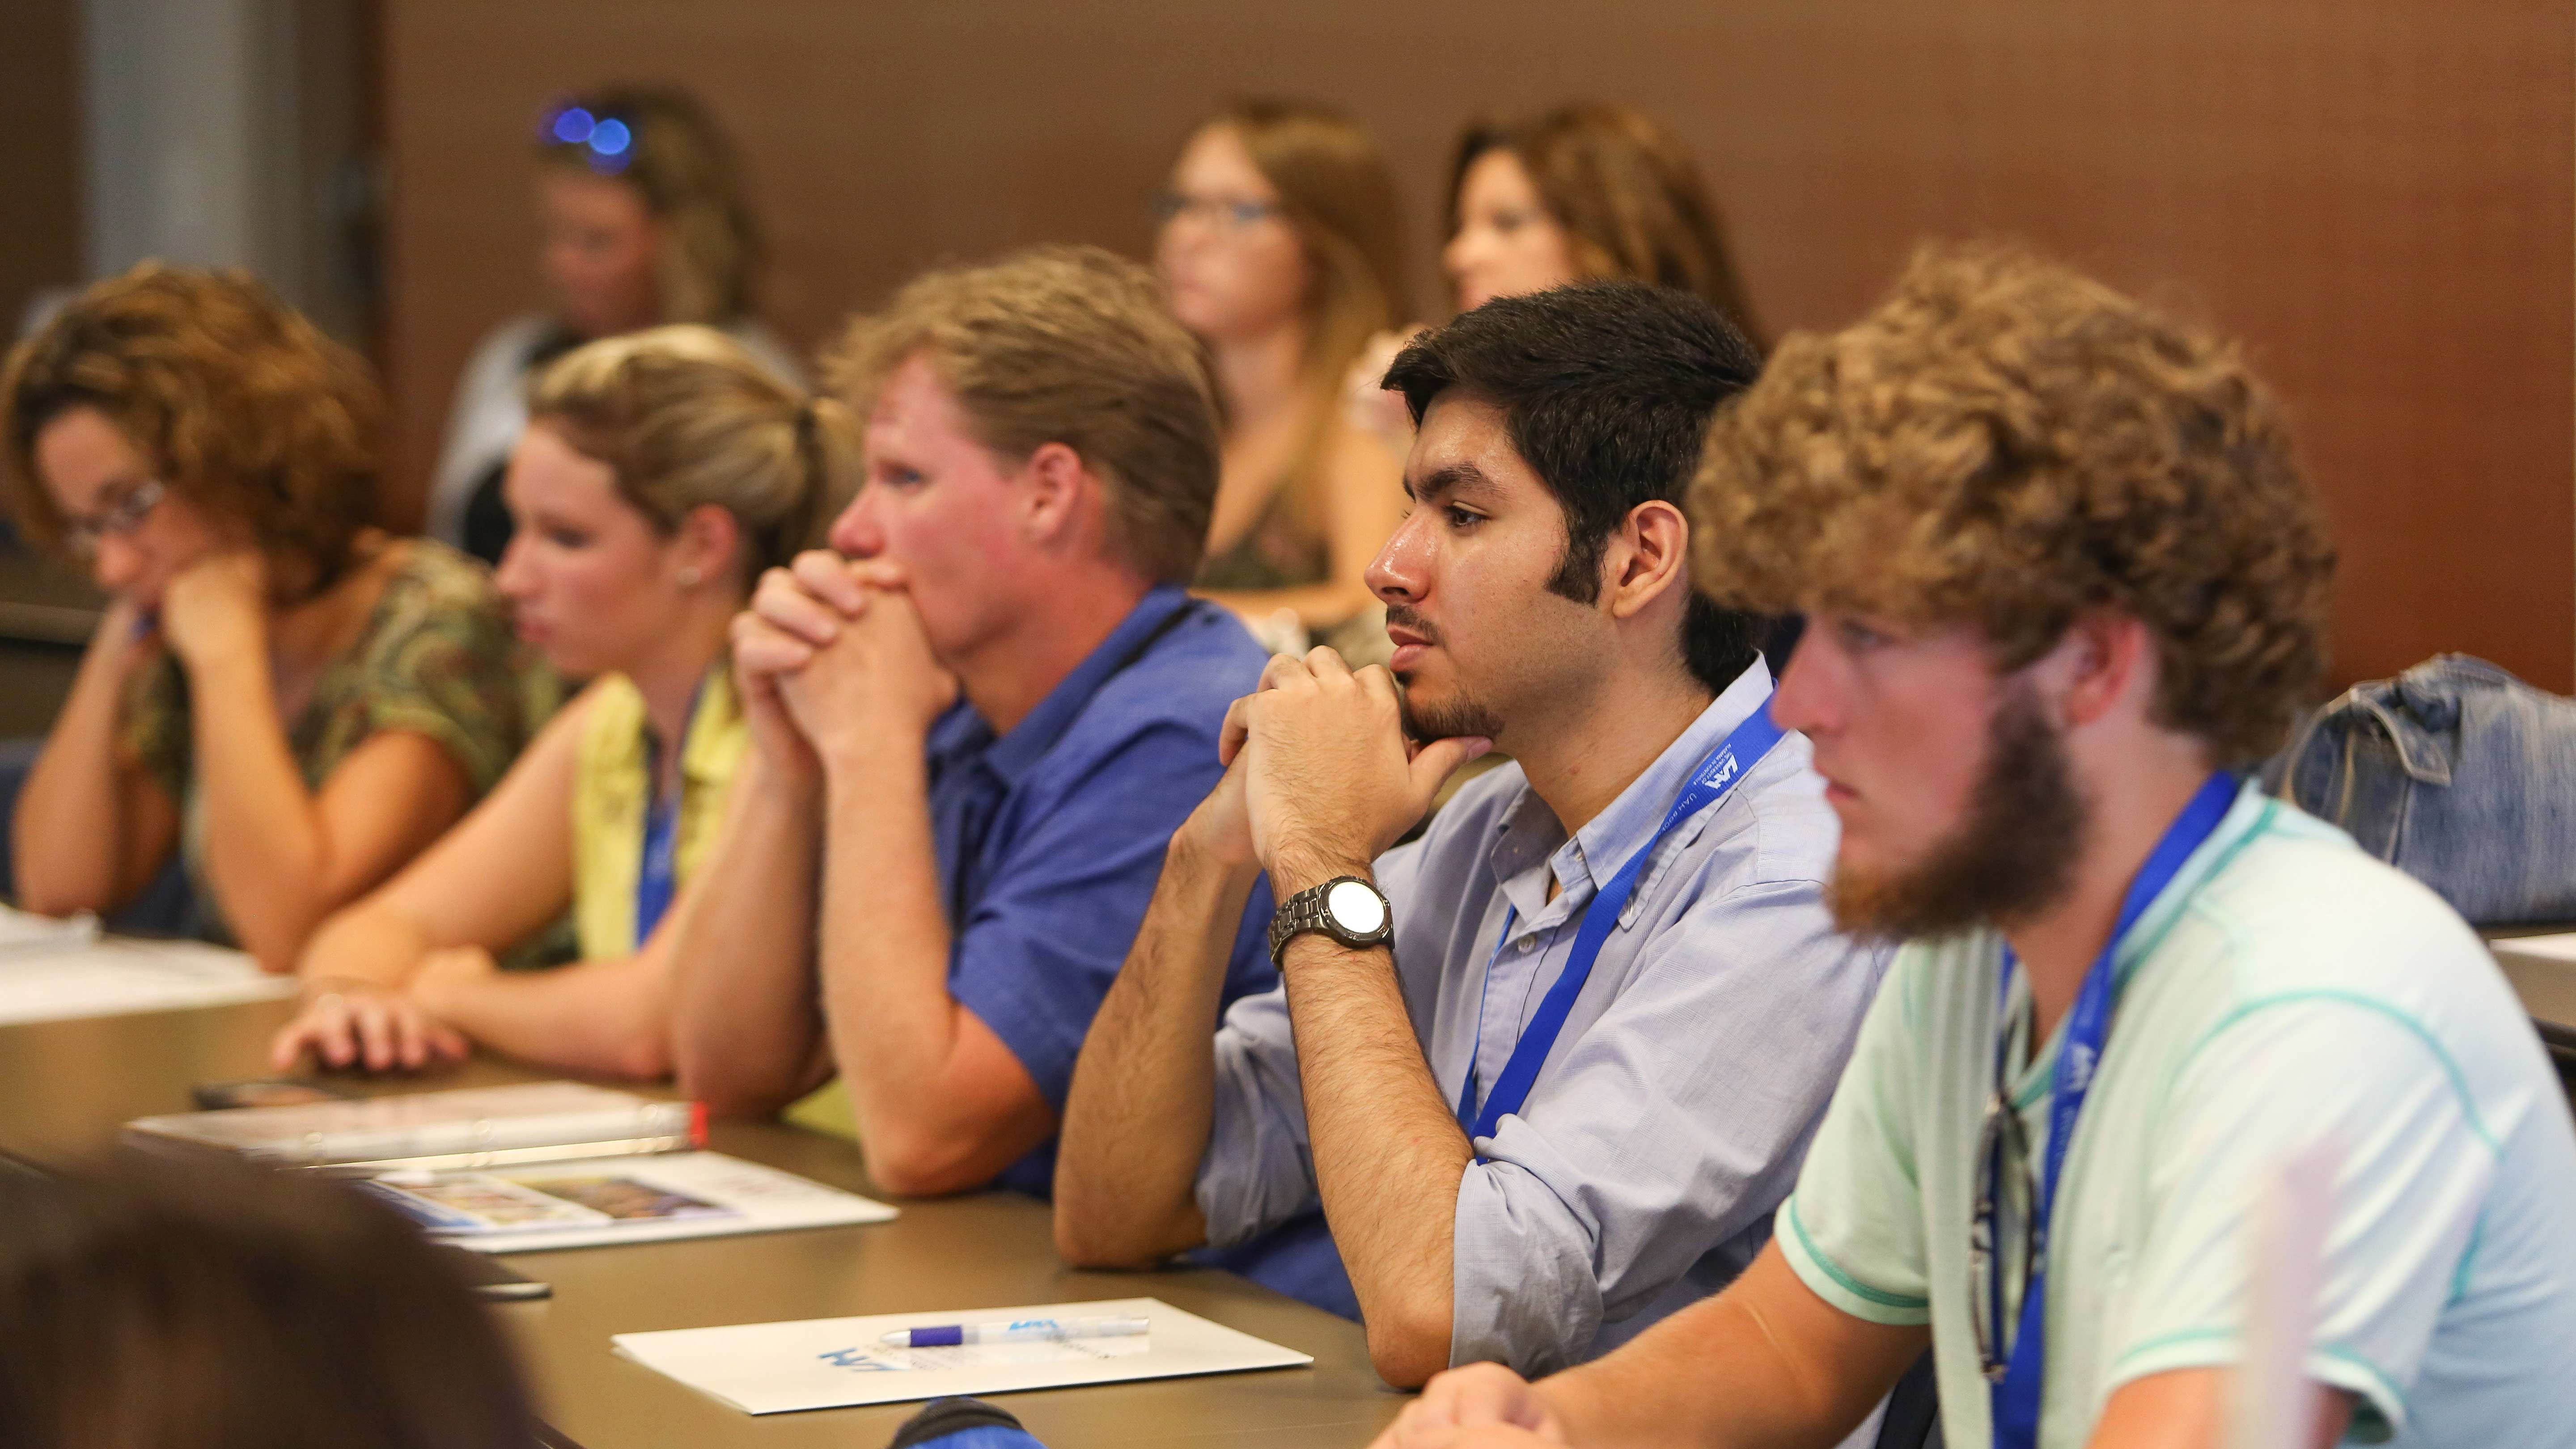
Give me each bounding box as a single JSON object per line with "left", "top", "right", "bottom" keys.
{"left": 121, "top": 539, "right": 551, "bottom": 940}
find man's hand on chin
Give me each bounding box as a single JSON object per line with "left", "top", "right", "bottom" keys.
{"left": 1241, "top": 647, "right": 1488, "bottom": 890}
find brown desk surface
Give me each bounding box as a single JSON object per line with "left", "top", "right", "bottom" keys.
{"left": 0, "top": 999, "right": 1406, "bottom": 1448}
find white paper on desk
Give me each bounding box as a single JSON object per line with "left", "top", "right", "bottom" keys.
{"left": 2493, "top": 932, "right": 2576, "bottom": 963}
{"left": 366, "top": 1151, "right": 897, "bottom": 1253}
{"left": 0, "top": 917, "right": 290, "bottom": 1025}
{"left": 612, "top": 1296, "right": 1312, "bottom": 1413}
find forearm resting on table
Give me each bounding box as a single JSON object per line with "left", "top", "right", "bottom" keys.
{"left": 667, "top": 754, "right": 826, "bottom": 1112}
{"left": 424, "top": 952, "right": 674, "bottom": 1080}
{"left": 296, "top": 902, "right": 436, "bottom": 991}
{"left": 1542, "top": 1246, "right": 1927, "bottom": 1449}
{"left": 1055, "top": 835, "right": 1255, "bottom": 1266}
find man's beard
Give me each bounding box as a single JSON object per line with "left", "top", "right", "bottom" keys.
{"left": 1386, "top": 604, "right": 1506, "bottom": 743}
{"left": 1826, "top": 682, "right": 2089, "bottom": 942}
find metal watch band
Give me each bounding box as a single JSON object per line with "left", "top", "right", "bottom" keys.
{"left": 1266, "top": 875, "right": 1391, "bottom": 968}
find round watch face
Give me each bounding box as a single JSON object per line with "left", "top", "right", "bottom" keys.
{"left": 1325, "top": 879, "right": 1388, "bottom": 936}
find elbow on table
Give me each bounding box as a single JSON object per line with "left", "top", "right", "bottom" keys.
{"left": 13, "top": 877, "right": 110, "bottom": 924}
{"left": 863, "top": 1129, "right": 1008, "bottom": 1199}
{"left": 1052, "top": 1195, "right": 1181, "bottom": 1271}
{"left": 1364, "top": 1303, "right": 1456, "bottom": 1390}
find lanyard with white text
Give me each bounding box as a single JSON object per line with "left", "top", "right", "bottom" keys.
{"left": 1455, "top": 697, "right": 1789, "bottom": 1143}
{"left": 1988, "top": 771, "right": 2239, "bottom": 1449}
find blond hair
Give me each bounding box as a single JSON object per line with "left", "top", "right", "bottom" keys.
{"left": 1691, "top": 242, "right": 2335, "bottom": 766}
{"left": 539, "top": 87, "right": 763, "bottom": 325}
{"left": 826, "top": 246, "right": 1221, "bottom": 583}
{"left": 526, "top": 325, "right": 849, "bottom": 579}
{"left": 2, "top": 264, "right": 381, "bottom": 589}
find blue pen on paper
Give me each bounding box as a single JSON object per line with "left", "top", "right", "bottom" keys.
{"left": 877, "top": 1315, "right": 1149, "bottom": 1348}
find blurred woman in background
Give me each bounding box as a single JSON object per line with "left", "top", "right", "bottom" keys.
{"left": 1154, "top": 98, "right": 1411, "bottom": 656}
{"left": 429, "top": 85, "right": 803, "bottom": 565}
{"left": 1444, "top": 102, "right": 1763, "bottom": 341}
{"left": 270, "top": 326, "right": 849, "bottom": 1077}
{"left": 1, "top": 265, "right": 534, "bottom": 970}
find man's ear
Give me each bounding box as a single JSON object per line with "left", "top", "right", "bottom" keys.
{"left": 1019, "top": 441, "right": 1089, "bottom": 547}
{"left": 2048, "top": 610, "right": 2158, "bottom": 729}
{"left": 1600, "top": 500, "right": 1690, "bottom": 621}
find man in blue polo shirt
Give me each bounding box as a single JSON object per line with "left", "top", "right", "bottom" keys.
{"left": 666, "top": 246, "right": 1274, "bottom": 1197}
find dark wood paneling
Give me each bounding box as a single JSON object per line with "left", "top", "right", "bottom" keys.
{"left": 381, "top": 0, "right": 2576, "bottom": 690}
{"left": 0, "top": 0, "right": 83, "bottom": 337}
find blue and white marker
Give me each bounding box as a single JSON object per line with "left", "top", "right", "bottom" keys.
{"left": 878, "top": 1315, "right": 1150, "bottom": 1348}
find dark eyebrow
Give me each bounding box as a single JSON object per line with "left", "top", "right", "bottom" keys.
{"left": 1406, "top": 462, "right": 1496, "bottom": 506}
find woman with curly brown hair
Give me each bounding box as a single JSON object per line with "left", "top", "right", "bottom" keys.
{"left": 429, "top": 85, "right": 803, "bottom": 565}
{"left": 2, "top": 264, "right": 538, "bottom": 972}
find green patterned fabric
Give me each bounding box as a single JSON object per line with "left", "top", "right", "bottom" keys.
{"left": 122, "top": 539, "right": 548, "bottom": 941}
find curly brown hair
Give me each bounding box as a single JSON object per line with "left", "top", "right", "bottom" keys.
{"left": 1691, "top": 242, "right": 2336, "bottom": 765}
{"left": 2, "top": 264, "right": 383, "bottom": 588}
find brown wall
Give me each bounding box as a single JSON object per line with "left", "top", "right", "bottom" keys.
{"left": 0, "top": 0, "right": 83, "bottom": 338}
{"left": 381, "top": 0, "right": 2576, "bottom": 691}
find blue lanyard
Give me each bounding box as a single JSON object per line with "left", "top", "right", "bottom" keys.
{"left": 633, "top": 685, "right": 704, "bottom": 950}
{"left": 1987, "top": 771, "right": 2239, "bottom": 1449}
{"left": 1454, "top": 696, "right": 1788, "bottom": 1143}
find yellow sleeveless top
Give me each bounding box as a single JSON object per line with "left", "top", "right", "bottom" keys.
{"left": 570, "top": 668, "right": 748, "bottom": 959}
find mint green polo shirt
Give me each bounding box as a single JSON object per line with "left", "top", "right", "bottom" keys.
{"left": 1780, "top": 783, "right": 2576, "bottom": 1447}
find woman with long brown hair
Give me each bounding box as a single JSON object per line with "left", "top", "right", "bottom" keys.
{"left": 1154, "top": 98, "right": 1412, "bottom": 652}
{"left": 1444, "top": 103, "right": 1763, "bottom": 343}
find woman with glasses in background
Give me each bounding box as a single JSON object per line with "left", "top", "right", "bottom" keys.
{"left": 1154, "top": 99, "right": 1412, "bottom": 657}
{"left": 267, "top": 327, "right": 847, "bottom": 1077}
{"left": 428, "top": 85, "right": 804, "bottom": 566}
{"left": 0, "top": 265, "right": 536, "bottom": 970}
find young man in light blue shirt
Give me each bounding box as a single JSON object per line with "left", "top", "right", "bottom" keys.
{"left": 1383, "top": 247, "right": 2576, "bottom": 1449}
{"left": 1055, "top": 283, "right": 1887, "bottom": 1392}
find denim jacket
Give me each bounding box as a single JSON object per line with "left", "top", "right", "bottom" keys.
{"left": 2263, "top": 653, "right": 2576, "bottom": 924}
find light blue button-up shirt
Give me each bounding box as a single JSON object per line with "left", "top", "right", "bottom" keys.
{"left": 1195, "top": 661, "right": 1891, "bottom": 1374}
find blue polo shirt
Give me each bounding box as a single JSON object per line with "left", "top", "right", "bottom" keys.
{"left": 927, "top": 584, "right": 1277, "bottom": 1197}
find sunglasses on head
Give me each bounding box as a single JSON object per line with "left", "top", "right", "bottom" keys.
{"left": 540, "top": 102, "right": 634, "bottom": 175}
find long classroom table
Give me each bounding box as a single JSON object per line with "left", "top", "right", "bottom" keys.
{"left": 0, "top": 996, "right": 1407, "bottom": 1449}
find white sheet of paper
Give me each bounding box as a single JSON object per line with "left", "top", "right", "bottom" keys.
{"left": 612, "top": 1296, "right": 1312, "bottom": 1413}
{"left": 0, "top": 920, "right": 291, "bottom": 1025}
{"left": 2493, "top": 932, "right": 2576, "bottom": 963}
{"left": 375, "top": 1151, "right": 897, "bottom": 1253}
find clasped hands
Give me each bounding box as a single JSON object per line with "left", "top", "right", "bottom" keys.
{"left": 730, "top": 551, "right": 958, "bottom": 778}
{"left": 1189, "top": 647, "right": 1491, "bottom": 895}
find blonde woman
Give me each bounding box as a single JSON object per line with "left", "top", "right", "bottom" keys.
{"left": 429, "top": 86, "right": 805, "bottom": 565}
{"left": 1154, "top": 99, "right": 1411, "bottom": 653}
{"left": 2, "top": 266, "right": 534, "bottom": 971}
{"left": 270, "top": 326, "right": 848, "bottom": 1075}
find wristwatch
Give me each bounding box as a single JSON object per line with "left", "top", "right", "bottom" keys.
{"left": 1267, "top": 875, "right": 1395, "bottom": 967}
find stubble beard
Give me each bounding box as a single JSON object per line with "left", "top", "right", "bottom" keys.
{"left": 1825, "top": 681, "right": 2090, "bottom": 943}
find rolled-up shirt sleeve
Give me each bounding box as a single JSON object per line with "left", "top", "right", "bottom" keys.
{"left": 1449, "top": 876, "right": 1882, "bottom": 1374}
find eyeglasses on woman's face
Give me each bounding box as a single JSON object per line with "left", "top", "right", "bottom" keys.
{"left": 65, "top": 477, "right": 166, "bottom": 559}
{"left": 1149, "top": 190, "right": 1286, "bottom": 233}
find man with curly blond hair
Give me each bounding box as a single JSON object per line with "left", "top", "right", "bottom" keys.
{"left": 1380, "top": 246, "right": 2576, "bottom": 1449}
